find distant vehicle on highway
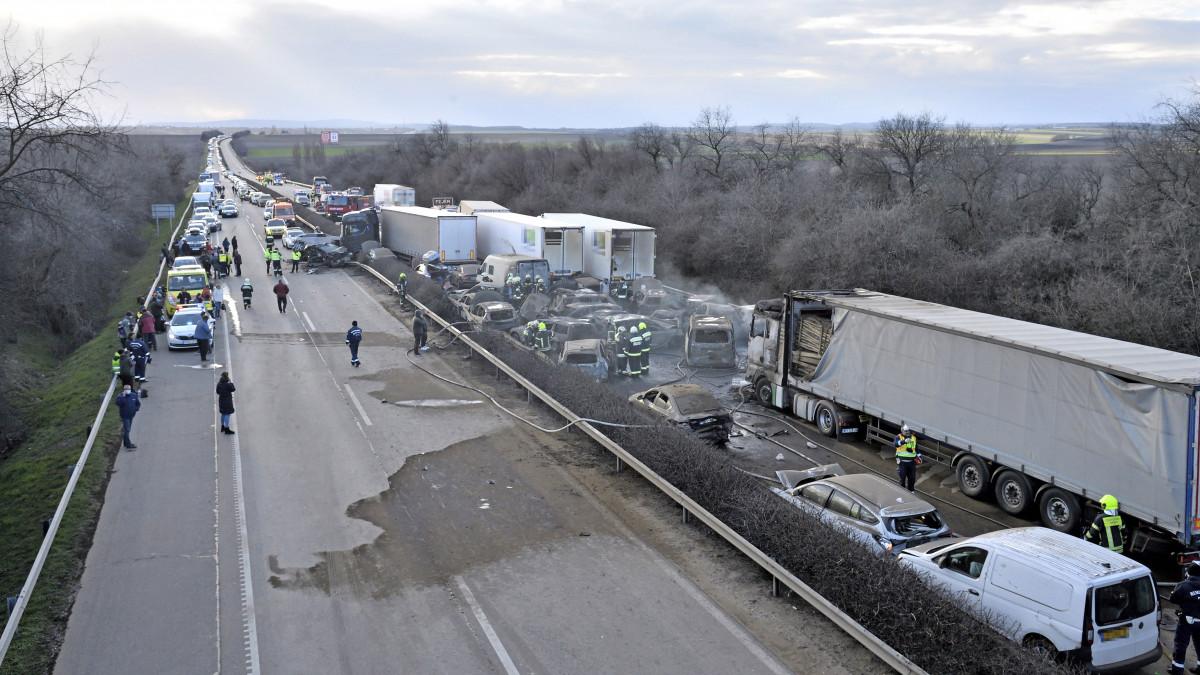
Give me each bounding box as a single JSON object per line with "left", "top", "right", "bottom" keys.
{"left": 219, "top": 202, "right": 238, "bottom": 218}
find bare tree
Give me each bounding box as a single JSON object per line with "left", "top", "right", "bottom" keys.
{"left": 814, "top": 128, "right": 864, "bottom": 170}
{"left": 630, "top": 122, "right": 671, "bottom": 171}
{"left": 687, "top": 106, "right": 736, "bottom": 179}
{"left": 0, "top": 24, "right": 123, "bottom": 220}
{"left": 668, "top": 131, "right": 697, "bottom": 169}
{"left": 873, "top": 112, "right": 948, "bottom": 195}
{"left": 574, "top": 135, "right": 604, "bottom": 169}
{"left": 936, "top": 125, "right": 1021, "bottom": 232}
{"left": 1109, "top": 88, "right": 1200, "bottom": 225}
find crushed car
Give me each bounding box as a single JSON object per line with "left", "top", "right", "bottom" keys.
{"left": 684, "top": 315, "right": 737, "bottom": 367}
{"left": 557, "top": 339, "right": 609, "bottom": 381}
{"left": 299, "top": 243, "right": 351, "bottom": 268}
{"left": 772, "top": 464, "right": 952, "bottom": 556}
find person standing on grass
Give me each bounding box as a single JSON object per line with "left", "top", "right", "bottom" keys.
{"left": 217, "top": 372, "right": 236, "bottom": 434}
{"left": 115, "top": 384, "right": 141, "bottom": 449}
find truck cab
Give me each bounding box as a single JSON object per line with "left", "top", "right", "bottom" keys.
{"left": 478, "top": 255, "right": 551, "bottom": 290}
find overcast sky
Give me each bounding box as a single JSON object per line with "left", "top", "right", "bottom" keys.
{"left": 8, "top": 0, "right": 1200, "bottom": 128}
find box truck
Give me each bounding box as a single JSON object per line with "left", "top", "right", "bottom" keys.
{"left": 540, "top": 213, "right": 655, "bottom": 282}
{"left": 747, "top": 288, "right": 1200, "bottom": 553}
{"left": 477, "top": 212, "right": 585, "bottom": 279}
{"left": 459, "top": 201, "right": 509, "bottom": 216}
{"left": 373, "top": 184, "right": 415, "bottom": 208}
{"left": 378, "top": 206, "right": 476, "bottom": 265}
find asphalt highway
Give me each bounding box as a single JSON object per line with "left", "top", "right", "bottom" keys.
{"left": 54, "top": 162, "right": 846, "bottom": 674}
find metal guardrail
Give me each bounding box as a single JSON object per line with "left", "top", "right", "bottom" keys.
{"left": 351, "top": 262, "right": 927, "bottom": 675}
{"left": 0, "top": 200, "right": 194, "bottom": 663}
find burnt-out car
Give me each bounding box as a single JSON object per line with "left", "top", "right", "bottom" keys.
{"left": 548, "top": 288, "right": 619, "bottom": 316}
{"left": 557, "top": 339, "right": 609, "bottom": 381}
{"left": 684, "top": 315, "right": 737, "bottom": 367}
{"left": 449, "top": 287, "right": 516, "bottom": 331}
{"left": 628, "top": 383, "right": 732, "bottom": 445}
{"left": 630, "top": 278, "right": 680, "bottom": 315}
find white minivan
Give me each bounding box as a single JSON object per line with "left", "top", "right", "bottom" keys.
{"left": 899, "top": 527, "right": 1160, "bottom": 673}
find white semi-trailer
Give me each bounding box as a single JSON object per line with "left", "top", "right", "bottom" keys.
{"left": 540, "top": 213, "right": 655, "bottom": 282}
{"left": 378, "top": 206, "right": 476, "bottom": 265}
{"left": 373, "top": 184, "right": 416, "bottom": 208}
{"left": 459, "top": 201, "right": 509, "bottom": 216}
{"left": 477, "top": 212, "right": 585, "bottom": 279}
{"left": 748, "top": 288, "right": 1200, "bottom": 553}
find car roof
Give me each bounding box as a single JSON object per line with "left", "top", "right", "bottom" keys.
{"left": 562, "top": 338, "right": 604, "bottom": 353}
{"left": 821, "top": 474, "right": 937, "bottom": 517}
{"left": 937, "top": 527, "right": 1148, "bottom": 580}
{"left": 690, "top": 315, "right": 734, "bottom": 328}
{"left": 651, "top": 383, "right": 719, "bottom": 402}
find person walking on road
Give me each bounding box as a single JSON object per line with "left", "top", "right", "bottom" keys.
{"left": 273, "top": 279, "right": 289, "bottom": 314}
{"left": 217, "top": 371, "right": 237, "bottom": 435}
{"left": 212, "top": 284, "right": 224, "bottom": 319}
{"left": 412, "top": 309, "right": 428, "bottom": 355}
{"left": 1170, "top": 563, "right": 1200, "bottom": 674}
{"left": 232, "top": 236, "right": 238, "bottom": 252}
{"left": 265, "top": 246, "right": 273, "bottom": 275}
{"left": 195, "top": 312, "right": 213, "bottom": 361}
{"left": 346, "top": 320, "right": 362, "bottom": 367}
{"left": 115, "top": 383, "right": 141, "bottom": 449}
{"left": 232, "top": 249, "right": 242, "bottom": 277}
{"left": 894, "top": 424, "right": 920, "bottom": 493}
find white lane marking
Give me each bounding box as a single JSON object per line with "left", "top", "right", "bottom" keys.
{"left": 218, "top": 301, "right": 262, "bottom": 675}
{"left": 344, "top": 384, "right": 373, "bottom": 426}
{"left": 302, "top": 311, "right": 316, "bottom": 332}
{"left": 453, "top": 575, "right": 519, "bottom": 675}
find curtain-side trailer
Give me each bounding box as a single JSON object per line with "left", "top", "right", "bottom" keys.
{"left": 746, "top": 289, "right": 1200, "bottom": 552}
{"left": 540, "top": 213, "right": 655, "bottom": 282}
{"left": 477, "top": 212, "right": 585, "bottom": 279}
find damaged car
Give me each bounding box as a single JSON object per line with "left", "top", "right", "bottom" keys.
{"left": 557, "top": 339, "right": 609, "bottom": 381}
{"left": 772, "top": 464, "right": 952, "bottom": 556}
{"left": 299, "top": 243, "right": 351, "bottom": 268}
{"left": 684, "top": 315, "right": 737, "bottom": 367}
{"left": 628, "top": 383, "right": 732, "bottom": 445}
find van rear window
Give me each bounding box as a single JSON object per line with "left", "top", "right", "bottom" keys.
{"left": 1094, "top": 576, "right": 1155, "bottom": 626}
{"left": 694, "top": 329, "right": 732, "bottom": 344}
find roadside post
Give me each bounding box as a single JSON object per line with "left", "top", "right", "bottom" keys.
{"left": 151, "top": 204, "right": 175, "bottom": 237}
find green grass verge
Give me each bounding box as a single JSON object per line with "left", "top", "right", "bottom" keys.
{"left": 0, "top": 194, "right": 191, "bottom": 675}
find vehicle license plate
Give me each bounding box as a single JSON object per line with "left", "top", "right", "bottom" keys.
{"left": 1099, "top": 626, "right": 1129, "bottom": 641}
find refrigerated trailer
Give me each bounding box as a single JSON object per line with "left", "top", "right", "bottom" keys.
{"left": 477, "top": 212, "right": 585, "bottom": 279}
{"left": 747, "top": 289, "right": 1200, "bottom": 552}
{"left": 373, "top": 184, "right": 415, "bottom": 208}
{"left": 459, "top": 201, "right": 509, "bottom": 216}
{"left": 378, "top": 206, "right": 476, "bottom": 265}
{"left": 540, "top": 213, "right": 654, "bottom": 282}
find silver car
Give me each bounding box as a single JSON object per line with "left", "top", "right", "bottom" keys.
{"left": 772, "top": 464, "right": 951, "bottom": 555}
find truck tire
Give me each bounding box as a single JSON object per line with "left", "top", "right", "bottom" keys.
{"left": 754, "top": 379, "right": 773, "bottom": 406}
{"left": 994, "top": 470, "right": 1034, "bottom": 516}
{"left": 814, "top": 402, "right": 837, "bottom": 437}
{"left": 955, "top": 455, "right": 991, "bottom": 499}
{"left": 1038, "top": 487, "right": 1081, "bottom": 534}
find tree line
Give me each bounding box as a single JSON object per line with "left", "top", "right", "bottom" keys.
{"left": 276, "top": 98, "right": 1200, "bottom": 358}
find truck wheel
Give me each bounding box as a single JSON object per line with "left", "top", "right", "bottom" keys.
{"left": 814, "top": 402, "right": 837, "bottom": 437}
{"left": 955, "top": 455, "right": 991, "bottom": 499}
{"left": 1038, "top": 487, "right": 1081, "bottom": 534}
{"left": 754, "top": 379, "right": 773, "bottom": 406}
{"left": 993, "top": 470, "right": 1034, "bottom": 516}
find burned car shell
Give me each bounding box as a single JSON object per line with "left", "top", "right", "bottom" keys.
{"left": 548, "top": 288, "right": 619, "bottom": 315}
{"left": 467, "top": 301, "right": 517, "bottom": 331}
{"left": 628, "top": 383, "right": 732, "bottom": 444}
{"left": 684, "top": 315, "right": 737, "bottom": 367}
{"left": 557, "top": 339, "right": 609, "bottom": 381}
{"left": 772, "top": 464, "right": 951, "bottom": 556}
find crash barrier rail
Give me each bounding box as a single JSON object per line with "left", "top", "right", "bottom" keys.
{"left": 351, "top": 262, "right": 927, "bottom": 675}
{"left": 0, "top": 200, "right": 194, "bottom": 663}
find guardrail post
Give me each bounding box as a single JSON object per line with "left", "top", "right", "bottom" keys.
{"left": 67, "top": 464, "right": 75, "bottom": 477}
{"left": 5, "top": 598, "right": 15, "bottom": 634}
{"left": 772, "top": 577, "right": 781, "bottom": 597}
{"left": 615, "top": 457, "right": 624, "bottom": 472}
{"left": 526, "top": 389, "right": 532, "bottom": 403}
{"left": 682, "top": 507, "right": 691, "bottom": 524}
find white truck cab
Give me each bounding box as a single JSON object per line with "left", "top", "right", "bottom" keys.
{"left": 899, "top": 527, "right": 1160, "bottom": 672}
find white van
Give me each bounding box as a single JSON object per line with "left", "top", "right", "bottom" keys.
{"left": 899, "top": 527, "right": 1159, "bottom": 672}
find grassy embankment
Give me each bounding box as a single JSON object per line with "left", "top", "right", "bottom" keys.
{"left": 0, "top": 193, "right": 190, "bottom": 675}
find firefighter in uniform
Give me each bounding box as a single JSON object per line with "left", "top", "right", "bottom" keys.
{"left": 397, "top": 273, "right": 407, "bottom": 306}
{"left": 638, "top": 321, "right": 652, "bottom": 375}
{"left": 626, "top": 326, "right": 643, "bottom": 378}
{"left": 264, "top": 246, "right": 273, "bottom": 275}
{"left": 615, "top": 326, "right": 630, "bottom": 375}
{"left": 1171, "top": 562, "right": 1200, "bottom": 674}
{"left": 291, "top": 248, "right": 301, "bottom": 273}
{"left": 1085, "top": 494, "right": 1126, "bottom": 553}
{"left": 218, "top": 250, "right": 229, "bottom": 277}
{"left": 613, "top": 279, "right": 629, "bottom": 306}
{"left": 533, "top": 275, "right": 546, "bottom": 295}
{"left": 894, "top": 425, "right": 920, "bottom": 493}
{"left": 534, "top": 322, "right": 551, "bottom": 352}
{"left": 510, "top": 279, "right": 526, "bottom": 306}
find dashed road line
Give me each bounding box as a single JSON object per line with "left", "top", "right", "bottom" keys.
{"left": 344, "top": 384, "right": 373, "bottom": 426}
{"left": 453, "top": 575, "right": 519, "bottom": 675}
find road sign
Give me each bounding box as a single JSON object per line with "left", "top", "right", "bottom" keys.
{"left": 151, "top": 204, "right": 175, "bottom": 218}
{"left": 432, "top": 197, "right": 453, "bottom": 207}
{"left": 321, "top": 131, "right": 340, "bottom": 144}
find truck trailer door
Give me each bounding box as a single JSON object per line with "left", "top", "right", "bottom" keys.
{"left": 440, "top": 218, "right": 477, "bottom": 264}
